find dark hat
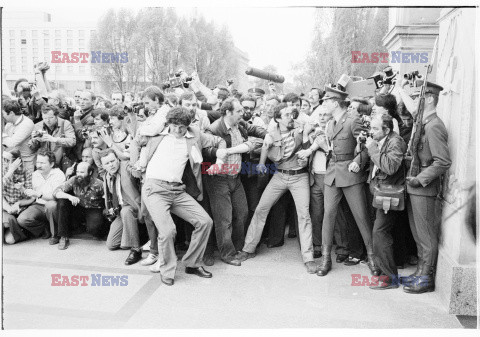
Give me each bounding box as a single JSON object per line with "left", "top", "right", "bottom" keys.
{"left": 320, "top": 85, "right": 348, "bottom": 101}
{"left": 413, "top": 80, "right": 444, "bottom": 96}
{"left": 247, "top": 88, "right": 265, "bottom": 96}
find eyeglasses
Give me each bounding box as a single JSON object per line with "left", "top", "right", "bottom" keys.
{"left": 242, "top": 106, "right": 252, "bottom": 111}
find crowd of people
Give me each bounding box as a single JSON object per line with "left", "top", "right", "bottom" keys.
{"left": 2, "top": 63, "right": 451, "bottom": 291}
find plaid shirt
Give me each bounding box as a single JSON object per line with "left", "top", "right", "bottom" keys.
{"left": 54, "top": 176, "right": 104, "bottom": 209}
{"left": 3, "top": 165, "right": 33, "bottom": 205}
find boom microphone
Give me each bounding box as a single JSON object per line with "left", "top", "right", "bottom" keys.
{"left": 245, "top": 67, "right": 285, "bottom": 83}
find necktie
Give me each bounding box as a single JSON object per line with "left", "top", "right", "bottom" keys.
{"left": 111, "top": 175, "right": 120, "bottom": 208}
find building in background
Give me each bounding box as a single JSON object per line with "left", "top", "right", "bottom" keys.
{"left": 2, "top": 10, "right": 100, "bottom": 95}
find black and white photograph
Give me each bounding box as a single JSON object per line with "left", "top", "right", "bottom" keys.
{"left": 1, "top": 0, "right": 478, "bottom": 332}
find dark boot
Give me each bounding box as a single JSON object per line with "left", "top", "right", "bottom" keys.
{"left": 367, "top": 253, "right": 381, "bottom": 276}
{"left": 403, "top": 263, "right": 435, "bottom": 294}
{"left": 400, "top": 258, "right": 423, "bottom": 285}
{"left": 316, "top": 245, "right": 332, "bottom": 277}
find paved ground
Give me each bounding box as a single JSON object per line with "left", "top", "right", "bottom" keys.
{"left": 2, "top": 234, "right": 465, "bottom": 329}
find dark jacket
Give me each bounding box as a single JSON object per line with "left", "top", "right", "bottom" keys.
{"left": 203, "top": 117, "right": 267, "bottom": 167}
{"left": 367, "top": 131, "right": 407, "bottom": 188}
{"left": 407, "top": 113, "right": 451, "bottom": 197}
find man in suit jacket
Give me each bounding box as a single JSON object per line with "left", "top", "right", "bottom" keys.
{"left": 141, "top": 107, "right": 226, "bottom": 286}
{"left": 365, "top": 114, "right": 407, "bottom": 289}
{"left": 100, "top": 149, "right": 144, "bottom": 266}
{"left": 203, "top": 97, "right": 267, "bottom": 266}
{"left": 313, "top": 85, "right": 379, "bottom": 277}
{"left": 398, "top": 81, "right": 451, "bottom": 294}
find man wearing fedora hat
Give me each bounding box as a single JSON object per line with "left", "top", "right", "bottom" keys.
{"left": 303, "top": 85, "right": 380, "bottom": 277}
{"left": 397, "top": 80, "right": 451, "bottom": 294}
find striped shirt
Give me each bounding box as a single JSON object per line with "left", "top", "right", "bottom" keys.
{"left": 281, "top": 130, "right": 295, "bottom": 161}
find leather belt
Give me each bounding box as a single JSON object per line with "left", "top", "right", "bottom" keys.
{"left": 277, "top": 167, "right": 308, "bottom": 175}
{"left": 331, "top": 153, "right": 355, "bottom": 162}
{"left": 153, "top": 179, "right": 182, "bottom": 186}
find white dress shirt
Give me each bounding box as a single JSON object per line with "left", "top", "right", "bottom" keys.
{"left": 32, "top": 168, "right": 66, "bottom": 205}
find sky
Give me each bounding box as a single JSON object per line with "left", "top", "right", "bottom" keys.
{"left": 4, "top": 4, "right": 319, "bottom": 83}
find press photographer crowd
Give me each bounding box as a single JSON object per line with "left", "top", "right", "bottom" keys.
{"left": 2, "top": 57, "right": 450, "bottom": 291}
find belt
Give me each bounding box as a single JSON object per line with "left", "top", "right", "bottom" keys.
{"left": 151, "top": 179, "right": 182, "bottom": 186}
{"left": 330, "top": 153, "right": 355, "bottom": 162}
{"left": 277, "top": 167, "right": 308, "bottom": 175}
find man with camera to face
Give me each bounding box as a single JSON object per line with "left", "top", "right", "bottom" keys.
{"left": 100, "top": 149, "right": 145, "bottom": 265}
{"left": 309, "top": 85, "right": 379, "bottom": 277}
{"left": 28, "top": 104, "right": 76, "bottom": 170}
{"left": 364, "top": 114, "right": 407, "bottom": 289}
{"left": 54, "top": 162, "right": 105, "bottom": 250}
{"left": 72, "top": 90, "right": 96, "bottom": 160}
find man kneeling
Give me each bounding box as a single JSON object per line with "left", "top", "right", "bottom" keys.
{"left": 100, "top": 149, "right": 145, "bottom": 265}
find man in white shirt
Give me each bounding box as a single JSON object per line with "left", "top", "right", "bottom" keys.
{"left": 141, "top": 107, "right": 227, "bottom": 286}
{"left": 18, "top": 151, "right": 66, "bottom": 244}
{"left": 2, "top": 99, "right": 35, "bottom": 172}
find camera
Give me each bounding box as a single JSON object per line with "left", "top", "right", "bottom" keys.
{"left": 361, "top": 115, "right": 371, "bottom": 129}
{"left": 358, "top": 130, "right": 373, "bottom": 144}
{"left": 131, "top": 102, "right": 146, "bottom": 115}
{"left": 105, "top": 206, "right": 121, "bottom": 222}
{"left": 81, "top": 126, "right": 94, "bottom": 139}
{"left": 33, "top": 130, "right": 47, "bottom": 138}
{"left": 292, "top": 108, "right": 299, "bottom": 120}
{"left": 404, "top": 70, "right": 422, "bottom": 82}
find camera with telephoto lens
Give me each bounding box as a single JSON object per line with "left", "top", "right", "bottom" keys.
{"left": 105, "top": 206, "right": 121, "bottom": 222}
{"left": 358, "top": 130, "right": 374, "bottom": 144}
{"left": 361, "top": 115, "right": 371, "bottom": 129}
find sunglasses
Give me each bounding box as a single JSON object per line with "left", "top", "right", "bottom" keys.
{"left": 242, "top": 106, "right": 253, "bottom": 111}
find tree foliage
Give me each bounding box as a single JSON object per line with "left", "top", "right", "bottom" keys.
{"left": 91, "top": 8, "right": 239, "bottom": 95}
{"left": 291, "top": 8, "right": 389, "bottom": 93}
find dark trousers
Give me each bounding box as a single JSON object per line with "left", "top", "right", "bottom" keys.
{"left": 392, "top": 208, "right": 417, "bottom": 266}
{"left": 372, "top": 208, "right": 398, "bottom": 278}
{"left": 204, "top": 174, "right": 248, "bottom": 260}
{"left": 56, "top": 199, "right": 105, "bottom": 238}
{"left": 407, "top": 194, "right": 439, "bottom": 266}
{"left": 322, "top": 182, "right": 373, "bottom": 254}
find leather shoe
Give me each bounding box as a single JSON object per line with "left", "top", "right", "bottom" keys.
{"left": 185, "top": 266, "right": 212, "bottom": 278}
{"left": 267, "top": 241, "right": 284, "bottom": 248}
{"left": 370, "top": 282, "right": 400, "bottom": 290}
{"left": 49, "top": 236, "right": 60, "bottom": 245}
{"left": 236, "top": 250, "right": 255, "bottom": 262}
{"left": 203, "top": 254, "right": 215, "bottom": 266}
{"left": 161, "top": 275, "right": 174, "bottom": 286}
{"left": 221, "top": 258, "right": 241, "bottom": 266}
{"left": 125, "top": 249, "right": 142, "bottom": 265}
{"left": 305, "top": 261, "right": 318, "bottom": 274}
{"left": 58, "top": 237, "right": 69, "bottom": 250}
{"left": 336, "top": 254, "right": 349, "bottom": 263}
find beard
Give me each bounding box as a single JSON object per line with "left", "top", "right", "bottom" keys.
{"left": 287, "top": 121, "right": 295, "bottom": 130}
{"left": 76, "top": 175, "right": 91, "bottom": 188}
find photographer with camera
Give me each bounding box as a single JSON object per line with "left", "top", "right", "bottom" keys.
{"left": 2, "top": 99, "right": 35, "bottom": 173}
{"left": 53, "top": 161, "right": 106, "bottom": 250}
{"left": 72, "top": 90, "right": 96, "bottom": 160}
{"left": 28, "top": 104, "right": 76, "bottom": 171}
{"left": 372, "top": 94, "right": 402, "bottom": 135}
{"left": 100, "top": 149, "right": 146, "bottom": 265}
{"left": 363, "top": 114, "right": 407, "bottom": 289}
